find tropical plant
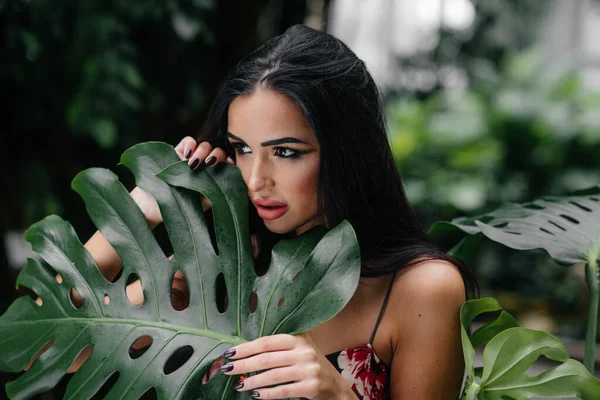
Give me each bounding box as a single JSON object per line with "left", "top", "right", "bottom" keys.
{"left": 0, "top": 142, "right": 361, "bottom": 399}
{"left": 459, "top": 298, "right": 600, "bottom": 399}
{"left": 432, "top": 186, "right": 600, "bottom": 374}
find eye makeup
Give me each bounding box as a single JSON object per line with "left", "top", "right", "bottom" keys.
{"left": 229, "top": 141, "right": 308, "bottom": 160}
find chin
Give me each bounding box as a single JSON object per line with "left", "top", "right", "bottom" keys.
{"left": 263, "top": 220, "right": 296, "bottom": 235}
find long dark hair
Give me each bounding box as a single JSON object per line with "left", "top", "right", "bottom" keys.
{"left": 196, "top": 24, "right": 478, "bottom": 299}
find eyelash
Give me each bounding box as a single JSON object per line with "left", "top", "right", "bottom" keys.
{"left": 230, "top": 142, "right": 303, "bottom": 159}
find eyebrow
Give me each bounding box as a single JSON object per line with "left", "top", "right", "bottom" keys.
{"left": 227, "top": 131, "right": 308, "bottom": 146}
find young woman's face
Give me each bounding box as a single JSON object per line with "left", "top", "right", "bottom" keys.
{"left": 227, "top": 88, "right": 325, "bottom": 236}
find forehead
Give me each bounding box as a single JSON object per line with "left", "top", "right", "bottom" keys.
{"left": 227, "top": 88, "right": 317, "bottom": 143}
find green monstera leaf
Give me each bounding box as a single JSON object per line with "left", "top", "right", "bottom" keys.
{"left": 430, "top": 186, "right": 600, "bottom": 268}
{"left": 432, "top": 187, "right": 600, "bottom": 372}
{"left": 460, "top": 298, "right": 600, "bottom": 400}
{"left": 0, "top": 142, "right": 361, "bottom": 400}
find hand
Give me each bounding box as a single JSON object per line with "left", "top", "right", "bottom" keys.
{"left": 174, "top": 136, "right": 235, "bottom": 168}
{"left": 173, "top": 136, "right": 235, "bottom": 212}
{"left": 218, "top": 333, "right": 355, "bottom": 400}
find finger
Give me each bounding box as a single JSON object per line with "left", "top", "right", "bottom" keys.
{"left": 233, "top": 366, "right": 301, "bottom": 392}
{"left": 188, "top": 141, "right": 213, "bottom": 169}
{"left": 174, "top": 136, "right": 197, "bottom": 160}
{"left": 205, "top": 147, "right": 228, "bottom": 167}
{"left": 220, "top": 350, "right": 294, "bottom": 375}
{"left": 223, "top": 334, "right": 296, "bottom": 360}
{"left": 226, "top": 156, "right": 235, "bottom": 165}
{"left": 248, "top": 381, "right": 318, "bottom": 399}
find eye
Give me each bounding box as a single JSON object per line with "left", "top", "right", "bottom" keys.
{"left": 274, "top": 147, "right": 300, "bottom": 159}
{"left": 231, "top": 142, "right": 251, "bottom": 155}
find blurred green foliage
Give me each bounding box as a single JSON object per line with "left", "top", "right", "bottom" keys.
{"left": 387, "top": 48, "right": 600, "bottom": 337}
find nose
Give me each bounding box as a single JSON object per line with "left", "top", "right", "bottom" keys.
{"left": 246, "top": 157, "right": 274, "bottom": 193}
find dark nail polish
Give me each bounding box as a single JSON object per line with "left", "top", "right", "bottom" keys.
{"left": 205, "top": 156, "right": 216, "bottom": 167}
{"left": 189, "top": 158, "right": 199, "bottom": 169}
{"left": 185, "top": 149, "right": 192, "bottom": 159}
{"left": 223, "top": 348, "right": 236, "bottom": 358}
{"left": 251, "top": 391, "right": 260, "bottom": 398}
{"left": 219, "top": 363, "right": 234, "bottom": 373}
{"left": 233, "top": 380, "right": 244, "bottom": 390}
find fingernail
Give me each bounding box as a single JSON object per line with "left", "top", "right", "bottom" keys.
{"left": 205, "top": 156, "right": 217, "bottom": 167}
{"left": 251, "top": 391, "right": 259, "bottom": 398}
{"left": 184, "top": 149, "right": 192, "bottom": 159}
{"left": 233, "top": 380, "right": 244, "bottom": 390}
{"left": 219, "top": 363, "right": 234, "bottom": 373}
{"left": 223, "top": 348, "right": 236, "bottom": 358}
{"left": 189, "top": 158, "right": 199, "bottom": 169}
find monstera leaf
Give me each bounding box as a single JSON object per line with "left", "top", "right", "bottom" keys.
{"left": 0, "top": 142, "right": 361, "bottom": 399}
{"left": 430, "top": 186, "right": 600, "bottom": 268}
{"left": 460, "top": 298, "right": 600, "bottom": 400}
{"left": 432, "top": 187, "right": 600, "bottom": 372}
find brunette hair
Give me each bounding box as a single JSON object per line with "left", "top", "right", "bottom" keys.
{"left": 196, "top": 24, "right": 478, "bottom": 298}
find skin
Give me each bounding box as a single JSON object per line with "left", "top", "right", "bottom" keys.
{"left": 173, "top": 88, "right": 467, "bottom": 399}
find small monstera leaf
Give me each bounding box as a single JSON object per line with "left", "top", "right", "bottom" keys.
{"left": 431, "top": 186, "right": 600, "bottom": 268}
{"left": 460, "top": 298, "right": 600, "bottom": 400}
{"left": 0, "top": 142, "right": 361, "bottom": 400}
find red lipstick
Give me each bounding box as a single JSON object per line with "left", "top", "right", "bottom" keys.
{"left": 253, "top": 198, "right": 289, "bottom": 220}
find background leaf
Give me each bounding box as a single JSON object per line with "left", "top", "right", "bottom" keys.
{"left": 431, "top": 186, "right": 600, "bottom": 267}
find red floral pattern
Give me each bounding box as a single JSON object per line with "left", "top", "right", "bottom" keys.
{"left": 335, "top": 345, "right": 387, "bottom": 399}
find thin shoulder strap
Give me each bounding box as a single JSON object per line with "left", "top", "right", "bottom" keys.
{"left": 368, "top": 270, "right": 399, "bottom": 345}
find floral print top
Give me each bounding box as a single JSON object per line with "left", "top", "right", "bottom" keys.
{"left": 324, "top": 271, "right": 397, "bottom": 399}
{"left": 326, "top": 344, "right": 389, "bottom": 399}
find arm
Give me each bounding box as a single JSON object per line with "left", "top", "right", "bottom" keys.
{"left": 389, "top": 261, "right": 467, "bottom": 399}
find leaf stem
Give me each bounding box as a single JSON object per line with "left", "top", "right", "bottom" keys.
{"left": 464, "top": 381, "right": 480, "bottom": 400}
{"left": 584, "top": 255, "right": 599, "bottom": 374}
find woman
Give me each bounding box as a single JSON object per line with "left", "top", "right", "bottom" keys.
{"left": 86, "top": 24, "right": 477, "bottom": 399}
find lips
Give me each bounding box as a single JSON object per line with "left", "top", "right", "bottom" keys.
{"left": 253, "top": 198, "right": 289, "bottom": 220}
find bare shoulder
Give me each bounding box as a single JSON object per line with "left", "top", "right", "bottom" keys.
{"left": 388, "top": 259, "right": 467, "bottom": 338}
{"left": 395, "top": 259, "right": 466, "bottom": 300}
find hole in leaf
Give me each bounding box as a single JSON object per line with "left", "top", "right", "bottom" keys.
{"left": 126, "top": 274, "right": 143, "bottom": 306}
{"left": 216, "top": 273, "right": 228, "bottom": 313}
{"left": 492, "top": 221, "right": 509, "bottom": 228}
{"left": 67, "top": 344, "right": 93, "bottom": 373}
{"left": 24, "top": 287, "right": 43, "bottom": 306}
{"left": 139, "top": 387, "right": 157, "bottom": 400}
{"left": 55, "top": 274, "right": 63, "bottom": 284}
{"left": 91, "top": 371, "right": 120, "bottom": 399}
{"left": 569, "top": 201, "right": 592, "bottom": 212}
{"left": 201, "top": 357, "right": 225, "bottom": 385}
{"left": 548, "top": 220, "right": 566, "bottom": 231}
{"left": 539, "top": 228, "right": 555, "bottom": 236}
{"left": 163, "top": 345, "right": 194, "bottom": 375}
{"left": 590, "top": 197, "right": 599, "bottom": 202}
{"left": 560, "top": 214, "right": 579, "bottom": 224}
{"left": 277, "top": 297, "right": 285, "bottom": 308}
{"left": 171, "top": 270, "right": 190, "bottom": 311}
{"left": 153, "top": 222, "right": 173, "bottom": 258}
{"left": 249, "top": 293, "right": 258, "bottom": 313}
{"left": 110, "top": 267, "right": 124, "bottom": 283}
{"left": 104, "top": 295, "right": 110, "bottom": 305}
{"left": 70, "top": 288, "right": 83, "bottom": 309}
{"left": 24, "top": 339, "right": 54, "bottom": 371}
{"left": 205, "top": 209, "right": 220, "bottom": 256}
{"left": 129, "top": 336, "right": 153, "bottom": 359}
{"left": 292, "top": 271, "right": 301, "bottom": 281}
{"left": 525, "top": 203, "right": 545, "bottom": 210}
{"left": 127, "top": 273, "right": 140, "bottom": 285}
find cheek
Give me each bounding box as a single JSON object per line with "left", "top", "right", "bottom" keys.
{"left": 286, "top": 162, "right": 320, "bottom": 205}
